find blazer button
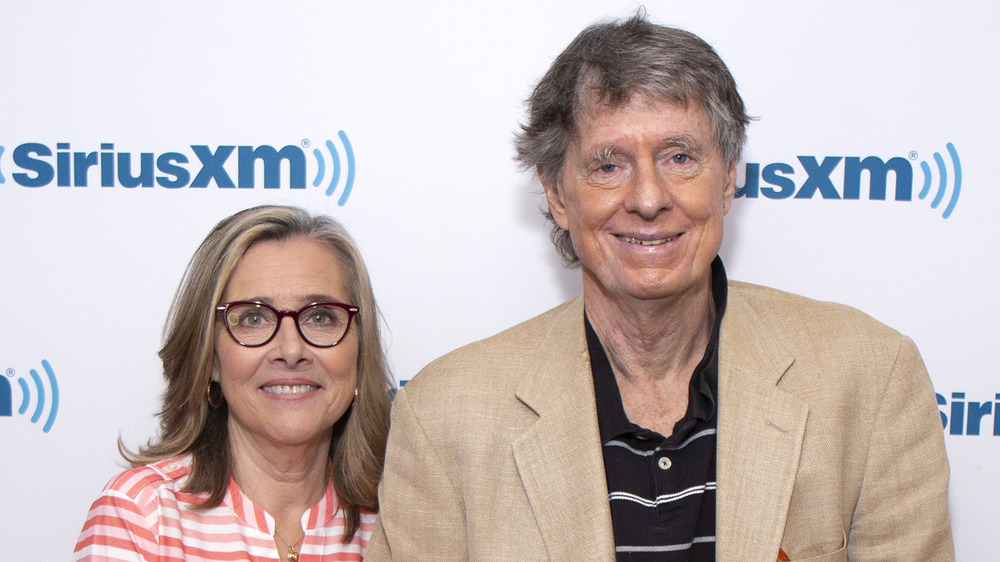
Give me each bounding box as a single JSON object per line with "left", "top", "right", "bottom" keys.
{"left": 658, "top": 456, "right": 672, "bottom": 470}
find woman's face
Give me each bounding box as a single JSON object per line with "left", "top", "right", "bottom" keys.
{"left": 214, "top": 236, "right": 358, "bottom": 452}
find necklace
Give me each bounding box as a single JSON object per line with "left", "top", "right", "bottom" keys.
{"left": 274, "top": 529, "right": 303, "bottom": 562}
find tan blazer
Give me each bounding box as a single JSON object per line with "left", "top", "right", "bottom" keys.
{"left": 367, "top": 282, "right": 953, "bottom": 561}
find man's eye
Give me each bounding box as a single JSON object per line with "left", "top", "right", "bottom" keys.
{"left": 598, "top": 163, "right": 618, "bottom": 173}
{"left": 672, "top": 154, "right": 690, "bottom": 164}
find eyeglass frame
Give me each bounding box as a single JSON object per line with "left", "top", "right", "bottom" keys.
{"left": 215, "top": 300, "right": 360, "bottom": 348}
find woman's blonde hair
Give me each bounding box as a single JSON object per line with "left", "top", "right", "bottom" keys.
{"left": 122, "top": 204, "right": 391, "bottom": 541}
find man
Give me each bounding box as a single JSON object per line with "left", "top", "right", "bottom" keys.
{"left": 368, "top": 13, "right": 953, "bottom": 561}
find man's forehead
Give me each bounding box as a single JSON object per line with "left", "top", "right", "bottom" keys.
{"left": 571, "top": 96, "right": 713, "bottom": 150}
{"left": 575, "top": 87, "right": 693, "bottom": 121}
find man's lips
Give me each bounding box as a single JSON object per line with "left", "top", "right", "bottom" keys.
{"left": 614, "top": 233, "right": 681, "bottom": 246}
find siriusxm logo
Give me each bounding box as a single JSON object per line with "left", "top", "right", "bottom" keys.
{"left": 1, "top": 360, "right": 59, "bottom": 433}
{"left": 736, "top": 142, "right": 962, "bottom": 219}
{"left": 0, "top": 131, "right": 357, "bottom": 206}
{"left": 937, "top": 392, "right": 1000, "bottom": 436}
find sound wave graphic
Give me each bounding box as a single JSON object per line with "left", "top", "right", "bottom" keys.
{"left": 310, "top": 131, "right": 356, "bottom": 206}
{"left": 3, "top": 360, "right": 60, "bottom": 433}
{"left": 917, "top": 142, "right": 961, "bottom": 219}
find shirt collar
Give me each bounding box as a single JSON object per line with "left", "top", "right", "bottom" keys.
{"left": 588, "top": 256, "right": 728, "bottom": 443}
{"left": 225, "top": 466, "right": 339, "bottom": 532}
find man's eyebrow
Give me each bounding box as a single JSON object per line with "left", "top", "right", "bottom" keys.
{"left": 579, "top": 134, "right": 708, "bottom": 169}
{"left": 587, "top": 145, "right": 619, "bottom": 165}
{"left": 657, "top": 134, "right": 702, "bottom": 155}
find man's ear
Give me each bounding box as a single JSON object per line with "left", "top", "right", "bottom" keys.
{"left": 541, "top": 168, "right": 570, "bottom": 230}
{"left": 722, "top": 160, "right": 736, "bottom": 214}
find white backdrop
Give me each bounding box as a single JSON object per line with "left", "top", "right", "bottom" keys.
{"left": 1, "top": 1, "right": 996, "bottom": 559}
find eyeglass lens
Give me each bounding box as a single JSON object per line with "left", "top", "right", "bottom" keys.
{"left": 223, "top": 303, "right": 353, "bottom": 347}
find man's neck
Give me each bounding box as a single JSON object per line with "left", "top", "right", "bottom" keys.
{"left": 583, "top": 276, "right": 715, "bottom": 434}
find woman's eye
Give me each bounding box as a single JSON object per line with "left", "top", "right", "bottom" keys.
{"left": 306, "top": 309, "right": 340, "bottom": 326}
{"left": 242, "top": 312, "right": 266, "bottom": 326}
{"left": 311, "top": 312, "right": 332, "bottom": 324}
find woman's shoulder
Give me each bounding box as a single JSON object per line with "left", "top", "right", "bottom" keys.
{"left": 100, "top": 453, "right": 195, "bottom": 505}
{"left": 354, "top": 506, "right": 379, "bottom": 549}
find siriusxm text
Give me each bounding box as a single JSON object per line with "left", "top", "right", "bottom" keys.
{"left": 736, "top": 156, "right": 913, "bottom": 200}
{"left": 938, "top": 392, "right": 1000, "bottom": 436}
{"left": 9, "top": 142, "right": 307, "bottom": 188}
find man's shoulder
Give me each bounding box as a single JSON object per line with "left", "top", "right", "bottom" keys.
{"left": 728, "top": 280, "right": 903, "bottom": 338}
{"left": 729, "top": 280, "right": 862, "bottom": 313}
{"left": 726, "top": 280, "right": 916, "bottom": 374}
{"left": 400, "top": 297, "right": 583, "bottom": 398}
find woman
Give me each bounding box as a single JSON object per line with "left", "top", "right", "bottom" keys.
{"left": 74, "top": 205, "right": 392, "bottom": 561}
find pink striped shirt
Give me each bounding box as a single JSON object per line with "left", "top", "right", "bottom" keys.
{"left": 73, "top": 454, "right": 373, "bottom": 561}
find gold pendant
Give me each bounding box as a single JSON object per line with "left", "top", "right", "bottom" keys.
{"left": 287, "top": 549, "right": 298, "bottom": 562}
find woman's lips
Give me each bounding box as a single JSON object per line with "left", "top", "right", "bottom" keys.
{"left": 261, "top": 384, "right": 319, "bottom": 395}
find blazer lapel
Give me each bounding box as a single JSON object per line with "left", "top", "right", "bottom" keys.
{"left": 507, "top": 289, "right": 809, "bottom": 560}
{"left": 512, "top": 298, "right": 616, "bottom": 560}
{"left": 716, "top": 289, "right": 809, "bottom": 560}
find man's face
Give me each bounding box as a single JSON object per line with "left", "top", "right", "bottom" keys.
{"left": 544, "top": 97, "right": 735, "bottom": 303}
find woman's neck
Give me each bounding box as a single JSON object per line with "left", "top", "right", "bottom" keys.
{"left": 227, "top": 423, "right": 332, "bottom": 536}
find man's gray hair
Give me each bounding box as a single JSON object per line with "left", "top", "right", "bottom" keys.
{"left": 514, "top": 10, "right": 750, "bottom": 266}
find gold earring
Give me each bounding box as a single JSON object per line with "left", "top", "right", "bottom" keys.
{"left": 354, "top": 387, "right": 359, "bottom": 398}
{"left": 207, "top": 380, "right": 224, "bottom": 409}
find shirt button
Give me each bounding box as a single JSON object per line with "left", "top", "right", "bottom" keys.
{"left": 658, "top": 456, "right": 672, "bottom": 470}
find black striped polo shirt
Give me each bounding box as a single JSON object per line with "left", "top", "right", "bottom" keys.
{"left": 587, "top": 257, "right": 726, "bottom": 561}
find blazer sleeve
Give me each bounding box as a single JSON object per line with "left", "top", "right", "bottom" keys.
{"left": 367, "top": 388, "right": 469, "bottom": 562}
{"left": 847, "top": 336, "right": 954, "bottom": 560}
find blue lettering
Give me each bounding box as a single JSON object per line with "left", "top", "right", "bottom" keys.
{"left": 6, "top": 141, "right": 325, "bottom": 191}
{"left": 238, "top": 145, "right": 306, "bottom": 189}
{"left": 735, "top": 163, "right": 759, "bottom": 198}
{"left": 57, "top": 143, "right": 71, "bottom": 186}
{"left": 0, "top": 376, "right": 11, "bottom": 417}
{"left": 100, "top": 143, "right": 115, "bottom": 187}
{"left": 966, "top": 400, "right": 993, "bottom": 436}
{"left": 794, "top": 156, "right": 842, "bottom": 199}
{"left": 117, "top": 153, "right": 155, "bottom": 188}
{"left": 190, "top": 145, "right": 235, "bottom": 188}
{"left": 734, "top": 153, "right": 924, "bottom": 204}
{"left": 761, "top": 163, "right": 795, "bottom": 199}
{"left": 950, "top": 392, "right": 965, "bottom": 435}
{"left": 937, "top": 392, "right": 1000, "bottom": 436}
{"left": 12, "top": 143, "right": 54, "bottom": 187}
{"left": 156, "top": 153, "right": 190, "bottom": 188}
{"left": 73, "top": 151, "right": 98, "bottom": 186}
{"left": 995, "top": 394, "right": 1000, "bottom": 437}
{"left": 843, "top": 156, "right": 913, "bottom": 201}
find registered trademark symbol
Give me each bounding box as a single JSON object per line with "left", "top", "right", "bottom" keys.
{"left": 909, "top": 150, "right": 918, "bottom": 160}
{"left": 5, "top": 368, "right": 14, "bottom": 377}
{"left": 301, "top": 139, "right": 311, "bottom": 148}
